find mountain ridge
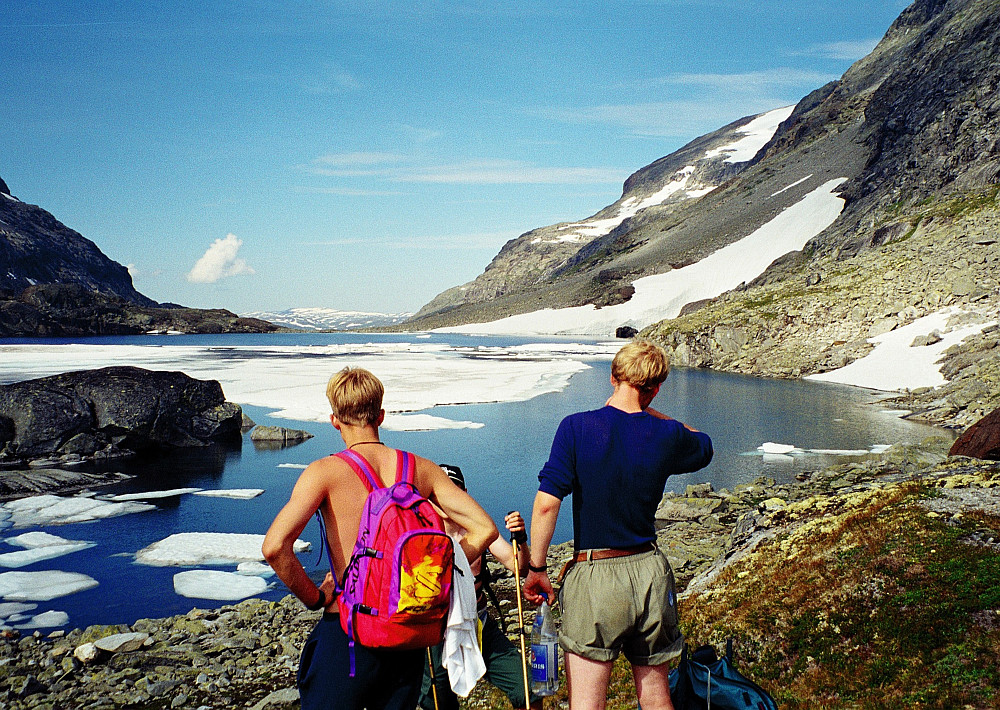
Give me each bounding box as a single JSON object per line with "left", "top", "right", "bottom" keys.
{"left": 0, "top": 182, "right": 278, "bottom": 337}
{"left": 405, "top": 0, "right": 1000, "bottom": 335}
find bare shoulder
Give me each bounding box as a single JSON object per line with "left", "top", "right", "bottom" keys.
{"left": 299, "top": 454, "right": 353, "bottom": 488}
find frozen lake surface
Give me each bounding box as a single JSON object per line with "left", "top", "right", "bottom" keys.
{"left": 0, "top": 332, "right": 943, "bottom": 631}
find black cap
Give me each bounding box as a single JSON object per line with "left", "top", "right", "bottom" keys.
{"left": 439, "top": 464, "right": 466, "bottom": 491}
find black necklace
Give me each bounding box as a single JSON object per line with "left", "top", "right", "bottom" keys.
{"left": 348, "top": 440, "right": 382, "bottom": 449}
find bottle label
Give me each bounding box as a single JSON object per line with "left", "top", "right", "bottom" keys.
{"left": 530, "top": 642, "right": 557, "bottom": 683}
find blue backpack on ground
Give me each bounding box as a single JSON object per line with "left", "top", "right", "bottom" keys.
{"left": 668, "top": 639, "right": 778, "bottom": 710}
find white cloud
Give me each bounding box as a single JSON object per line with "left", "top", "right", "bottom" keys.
{"left": 791, "top": 39, "right": 881, "bottom": 61}
{"left": 534, "top": 69, "right": 838, "bottom": 138}
{"left": 186, "top": 234, "right": 256, "bottom": 284}
{"left": 301, "top": 65, "right": 362, "bottom": 94}
{"left": 308, "top": 157, "right": 624, "bottom": 185}
{"left": 313, "top": 152, "right": 406, "bottom": 166}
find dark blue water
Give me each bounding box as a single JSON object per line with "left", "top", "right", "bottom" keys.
{"left": 0, "top": 334, "right": 943, "bottom": 631}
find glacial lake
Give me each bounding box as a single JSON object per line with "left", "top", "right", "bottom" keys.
{"left": 0, "top": 332, "right": 945, "bottom": 631}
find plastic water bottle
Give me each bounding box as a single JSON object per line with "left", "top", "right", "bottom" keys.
{"left": 530, "top": 599, "right": 559, "bottom": 697}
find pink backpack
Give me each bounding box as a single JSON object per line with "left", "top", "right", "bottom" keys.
{"left": 326, "top": 449, "right": 454, "bottom": 674}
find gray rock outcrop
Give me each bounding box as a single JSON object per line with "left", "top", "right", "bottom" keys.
{"left": 0, "top": 366, "right": 243, "bottom": 463}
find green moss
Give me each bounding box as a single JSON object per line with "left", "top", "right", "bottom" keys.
{"left": 679, "top": 483, "right": 1000, "bottom": 709}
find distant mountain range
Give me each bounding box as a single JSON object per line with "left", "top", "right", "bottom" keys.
{"left": 241, "top": 307, "right": 412, "bottom": 331}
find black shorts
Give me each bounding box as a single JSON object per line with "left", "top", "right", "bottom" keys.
{"left": 298, "top": 613, "right": 424, "bottom": 710}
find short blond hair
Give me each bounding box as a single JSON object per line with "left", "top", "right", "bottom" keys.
{"left": 326, "top": 367, "right": 384, "bottom": 426}
{"left": 611, "top": 340, "right": 670, "bottom": 393}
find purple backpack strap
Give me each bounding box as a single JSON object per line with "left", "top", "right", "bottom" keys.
{"left": 314, "top": 450, "right": 384, "bottom": 593}
{"left": 338, "top": 449, "right": 383, "bottom": 491}
{"left": 395, "top": 449, "right": 416, "bottom": 485}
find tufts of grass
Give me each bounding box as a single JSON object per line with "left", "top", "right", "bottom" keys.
{"left": 680, "top": 483, "right": 1000, "bottom": 709}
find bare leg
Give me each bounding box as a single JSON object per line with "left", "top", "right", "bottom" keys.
{"left": 632, "top": 663, "right": 675, "bottom": 710}
{"left": 565, "top": 652, "right": 613, "bottom": 710}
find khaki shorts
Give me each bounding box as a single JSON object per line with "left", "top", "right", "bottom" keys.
{"left": 557, "top": 547, "right": 684, "bottom": 665}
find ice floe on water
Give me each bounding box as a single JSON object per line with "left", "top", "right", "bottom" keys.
{"left": 0, "top": 570, "right": 99, "bottom": 601}
{"left": 383, "top": 413, "right": 484, "bottom": 431}
{"left": 0, "top": 601, "right": 37, "bottom": 618}
{"left": 173, "top": 570, "right": 269, "bottom": 601}
{"left": 192, "top": 489, "right": 265, "bottom": 499}
{"left": 136, "top": 532, "right": 309, "bottom": 567}
{"left": 2, "top": 495, "right": 155, "bottom": 527}
{"left": 16, "top": 609, "right": 70, "bottom": 629}
{"left": 0, "top": 543, "right": 95, "bottom": 569}
{"left": 236, "top": 561, "right": 274, "bottom": 577}
{"left": 750, "top": 442, "right": 891, "bottom": 457}
{"left": 278, "top": 463, "right": 309, "bottom": 469}
{"left": 107, "top": 488, "right": 203, "bottom": 501}
{"left": 0, "top": 339, "right": 618, "bottom": 424}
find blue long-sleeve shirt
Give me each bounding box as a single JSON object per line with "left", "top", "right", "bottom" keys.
{"left": 538, "top": 406, "right": 713, "bottom": 550}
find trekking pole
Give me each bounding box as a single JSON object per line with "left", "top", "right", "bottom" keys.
{"left": 508, "top": 512, "right": 532, "bottom": 709}
{"left": 426, "top": 647, "right": 440, "bottom": 710}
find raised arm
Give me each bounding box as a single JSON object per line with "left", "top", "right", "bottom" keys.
{"left": 418, "top": 458, "right": 498, "bottom": 561}
{"left": 488, "top": 511, "right": 529, "bottom": 576}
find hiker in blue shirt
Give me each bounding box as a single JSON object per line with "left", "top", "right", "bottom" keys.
{"left": 523, "top": 340, "right": 713, "bottom": 710}
{"left": 263, "top": 367, "right": 497, "bottom": 710}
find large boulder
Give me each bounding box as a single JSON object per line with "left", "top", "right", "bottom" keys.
{"left": 949, "top": 407, "right": 1000, "bottom": 460}
{"left": 0, "top": 366, "right": 242, "bottom": 461}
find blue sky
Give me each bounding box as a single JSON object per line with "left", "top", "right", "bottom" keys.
{"left": 2, "top": 0, "right": 911, "bottom": 314}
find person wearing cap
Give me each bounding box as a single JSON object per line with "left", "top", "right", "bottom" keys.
{"left": 419, "top": 464, "right": 542, "bottom": 710}
{"left": 523, "top": 340, "right": 713, "bottom": 710}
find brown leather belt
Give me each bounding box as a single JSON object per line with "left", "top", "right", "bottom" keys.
{"left": 572, "top": 542, "right": 655, "bottom": 563}
{"left": 556, "top": 542, "right": 655, "bottom": 582}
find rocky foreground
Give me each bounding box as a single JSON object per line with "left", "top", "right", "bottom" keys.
{"left": 5, "top": 436, "right": 998, "bottom": 709}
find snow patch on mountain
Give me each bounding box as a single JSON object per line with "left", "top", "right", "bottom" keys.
{"left": 241, "top": 307, "right": 411, "bottom": 331}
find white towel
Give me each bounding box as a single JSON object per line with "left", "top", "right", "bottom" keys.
{"left": 441, "top": 535, "right": 486, "bottom": 696}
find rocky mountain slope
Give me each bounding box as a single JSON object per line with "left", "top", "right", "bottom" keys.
{"left": 0, "top": 184, "right": 153, "bottom": 305}
{"left": 408, "top": 0, "right": 999, "bottom": 331}
{"left": 411, "top": 106, "right": 795, "bottom": 325}
{"left": 405, "top": 0, "right": 1000, "bottom": 430}
{"left": 0, "top": 180, "right": 277, "bottom": 336}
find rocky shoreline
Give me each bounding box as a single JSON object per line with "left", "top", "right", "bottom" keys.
{"left": 6, "top": 435, "right": 995, "bottom": 709}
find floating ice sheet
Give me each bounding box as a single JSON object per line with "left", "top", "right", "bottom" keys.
{"left": 382, "top": 413, "right": 484, "bottom": 431}
{"left": 108, "top": 488, "right": 202, "bottom": 501}
{"left": 192, "top": 489, "right": 264, "bottom": 499}
{"left": 236, "top": 561, "right": 274, "bottom": 577}
{"left": 758, "top": 442, "right": 797, "bottom": 455}
{"left": 0, "top": 340, "right": 617, "bottom": 423}
{"left": 0, "top": 570, "right": 99, "bottom": 601}
{"left": 173, "top": 570, "right": 269, "bottom": 600}
{"left": 0, "top": 601, "right": 37, "bottom": 619}
{"left": 0, "top": 543, "right": 95, "bottom": 569}
{"left": 17, "top": 610, "right": 69, "bottom": 629}
{"left": 136, "top": 532, "right": 310, "bottom": 567}
{"left": 2, "top": 495, "right": 155, "bottom": 527}
{"left": 277, "top": 463, "right": 308, "bottom": 469}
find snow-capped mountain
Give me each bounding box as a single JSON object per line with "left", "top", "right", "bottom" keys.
{"left": 240, "top": 307, "right": 412, "bottom": 331}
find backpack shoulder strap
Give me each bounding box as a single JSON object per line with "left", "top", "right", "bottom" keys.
{"left": 336, "top": 449, "right": 382, "bottom": 491}
{"left": 395, "top": 449, "right": 416, "bottom": 485}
